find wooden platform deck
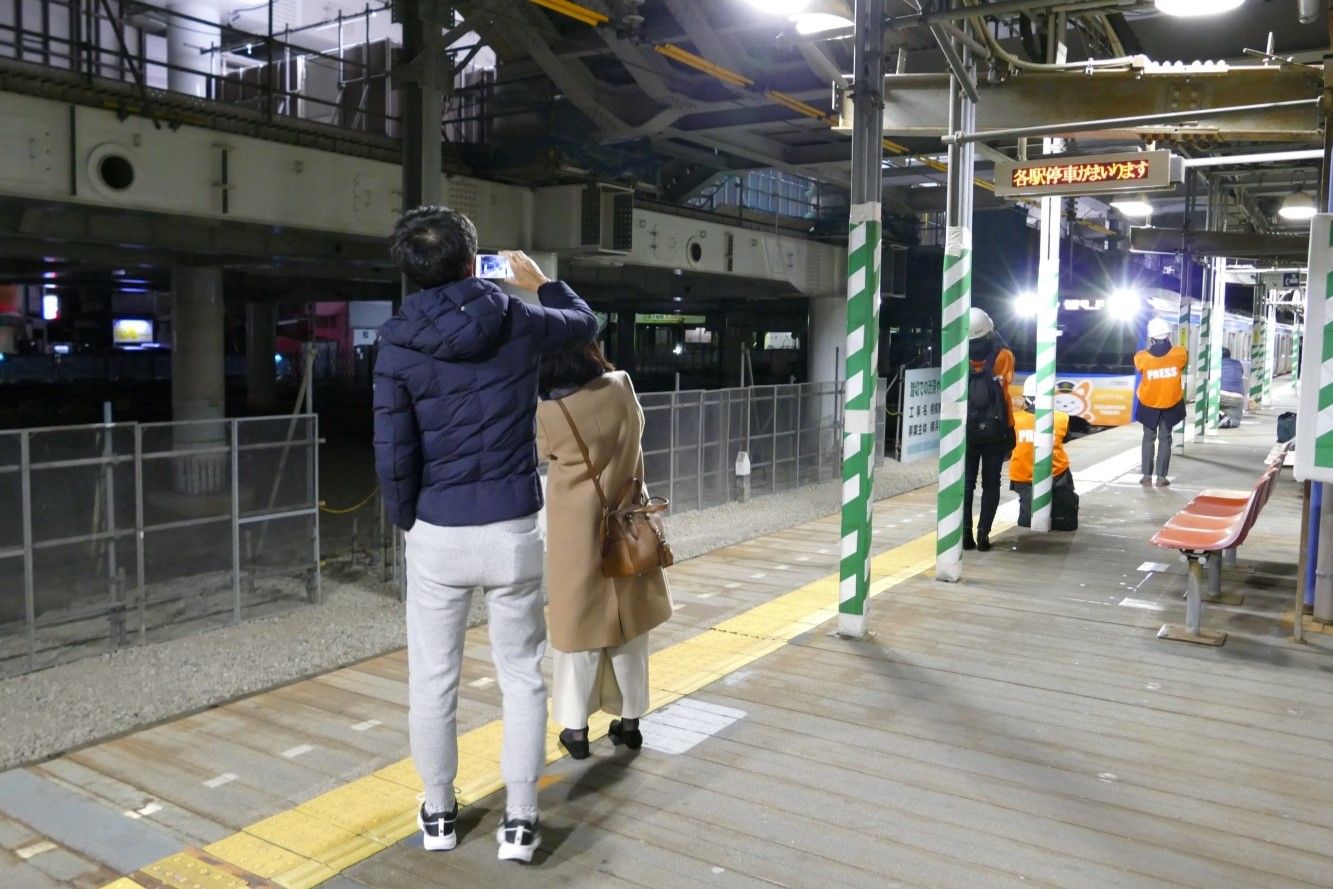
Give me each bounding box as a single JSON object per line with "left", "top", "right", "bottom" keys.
{"left": 2, "top": 394, "right": 1329, "bottom": 889}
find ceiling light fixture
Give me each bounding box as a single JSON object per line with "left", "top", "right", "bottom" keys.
{"left": 790, "top": 0, "right": 852, "bottom": 34}
{"left": 1278, "top": 187, "right": 1317, "bottom": 222}
{"left": 742, "top": 0, "right": 811, "bottom": 15}
{"left": 1109, "top": 196, "right": 1153, "bottom": 218}
{"left": 1153, "top": 0, "right": 1244, "bottom": 16}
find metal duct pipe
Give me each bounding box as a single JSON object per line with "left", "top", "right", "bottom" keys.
{"left": 1298, "top": 0, "right": 1319, "bottom": 24}
{"left": 942, "top": 98, "right": 1320, "bottom": 144}
{"left": 1182, "top": 149, "right": 1325, "bottom": 168}
{"left": 1129, "top": 227, "right": 1311, "bottom": 259}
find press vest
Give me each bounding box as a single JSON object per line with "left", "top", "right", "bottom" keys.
{"left": 1133, "top": 346, "right": 1188, "bottom": 409}
{"left": 1009, "top": 409, "right": 1070, "bottom": 484}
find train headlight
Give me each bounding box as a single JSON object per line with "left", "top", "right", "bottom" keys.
{"left": 1013, "top": 292, "right": 1039, "bottom": 318}
{"left": 1108, "top": 289, "right": 1139, "bottom": 320}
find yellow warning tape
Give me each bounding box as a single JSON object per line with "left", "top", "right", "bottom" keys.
{"left": 100, "top": 524, "right": 942, "bottom": 889}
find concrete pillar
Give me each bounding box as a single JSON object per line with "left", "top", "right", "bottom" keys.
{"left": 166, "top": 2, "right": 221, "bottom": 98}
{"left": 246, "top": 301, "right": 278, "bottom": 413}
{"left": 172, "top": 266, "right": 226, "bottom": 493}
{"left": 808, "top": 295, "right": 846, "bottom": 383}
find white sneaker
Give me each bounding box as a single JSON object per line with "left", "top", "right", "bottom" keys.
{"left": 496, "top": 815, "right": 541, "bottom": 863}
{"left": 417, "top": 802, "right": 457, "bottom": 851}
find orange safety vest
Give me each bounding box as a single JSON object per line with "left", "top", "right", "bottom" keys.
{"left": 1133, "top": 346, "right": 1188, "bottom": 409}
{"left": 1009, "top": 409, "right": 1069, "bottom": 484}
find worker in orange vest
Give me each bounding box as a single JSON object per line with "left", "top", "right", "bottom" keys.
{"left": 1133, "top": 317, "right": 1188, "bottom": 487}
{"left": 1010, "top": 375, "right": 1078, "bottom": 530}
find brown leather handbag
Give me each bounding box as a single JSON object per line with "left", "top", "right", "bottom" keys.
{"left": 555, "top": 399, "right": 674, "bottom": 578}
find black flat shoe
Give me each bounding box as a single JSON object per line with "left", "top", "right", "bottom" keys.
{"left": 608, "top": 719, "right": 643, "bottom": 750}
{"left": 962, "top": 532, "right": 977, "bottom": 551}
{"left": 558, "top": 728, "right": 590, "bottom": 760}
{"left": 976, "top": 533, "right": 991, "bottom": 552}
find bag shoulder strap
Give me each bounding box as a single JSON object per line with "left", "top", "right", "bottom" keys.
{"left": 554, "top": 398, "right": 609, "bottom": 512}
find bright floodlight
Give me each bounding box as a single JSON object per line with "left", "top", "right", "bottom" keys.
{"left": 792, "top": 12, "right": 852, "bottom": 33}
{"left": 1154, "top": 0, "right": 1244, "bottom": 15}
{"left": 1013, "top": 291, "right": 1039, "bottom": 318}
{"left": 742, "top": 0, "right": 810, "bottom": 14}
{"left": 1279, "top": 189, "right": 1317, "bottom": 222}
{"left": 1108, "top": 289, "right": 1139, "bottom": 320}
{"left": 1110, "top": 197, "right": 1153, "bottom": 218}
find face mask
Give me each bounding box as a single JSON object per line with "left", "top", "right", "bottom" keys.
{"left": 969, "top": 337, "right": 992, "bottom": 361}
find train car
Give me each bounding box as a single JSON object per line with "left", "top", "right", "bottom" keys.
{"left": 994, "top": 288, "right": 1297, "bottom": 429}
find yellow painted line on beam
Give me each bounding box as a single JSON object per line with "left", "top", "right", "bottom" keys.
{"left": 102, "top": 524, "right": 944, "bottom": 889}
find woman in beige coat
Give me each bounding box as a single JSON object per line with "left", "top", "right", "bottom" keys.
{"left": 535, "top": 342, "right": 672, "bottom": 759}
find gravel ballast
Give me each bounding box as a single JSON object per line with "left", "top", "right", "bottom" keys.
{"left": 0, "top": 457, "right": 937, "bottom": 770}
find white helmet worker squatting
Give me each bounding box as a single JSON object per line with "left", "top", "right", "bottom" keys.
{"left": 1147, "top": 317, "right": 1171, "bottom": 341}
{"left": 969, "top": 307, "right": 995, "bottom": 340}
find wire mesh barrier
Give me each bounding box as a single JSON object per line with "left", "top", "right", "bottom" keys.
{"left": 0, "top": 416, "right": 320, "bottom": 677}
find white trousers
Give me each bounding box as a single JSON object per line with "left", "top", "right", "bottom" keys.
{"left": 551, "top": 633, "right": 650, "bottom": 729}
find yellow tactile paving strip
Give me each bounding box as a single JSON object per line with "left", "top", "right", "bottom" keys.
{"left": 101, "top": 532, "right": 940, "bottom": 889}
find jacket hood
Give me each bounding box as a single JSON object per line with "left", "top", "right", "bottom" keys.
{"left": 380, "top": 278, "right": 508, "bottom": 360}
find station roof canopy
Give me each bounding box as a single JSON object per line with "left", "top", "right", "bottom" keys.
{"left": 462, "top": 0, "right": 1330, "bottom": 227}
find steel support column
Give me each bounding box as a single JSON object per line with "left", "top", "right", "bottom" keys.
{"left": 397, "top": 0, "right": 445, "bottom": 302}
{"left": 837, "top": 0, "right": 885, "bottom": 638}
{"left": 935, "top": 43, "right": 976, "bottom": 583}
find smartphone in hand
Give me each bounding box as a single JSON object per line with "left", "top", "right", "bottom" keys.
{"left": 475, "top": 254, "right": 512, "bottom": 280}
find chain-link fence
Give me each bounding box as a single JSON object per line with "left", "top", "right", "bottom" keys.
{"left": 0, "top": 416, "right": 320, "bottom": 677}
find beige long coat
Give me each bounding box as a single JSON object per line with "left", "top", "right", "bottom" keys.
{"left": 536, "top": 371, "right": 672, "bottom": 653}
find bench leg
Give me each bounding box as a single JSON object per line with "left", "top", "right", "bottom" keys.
{"left": 1159, "top": 555, "right": 1227, "bottom": 646}
{"left": 1222, "top": 547, "right": 1238, "bottom": 568}
{"left": 1202, "top": 552, "right": 1245, "bottom": 606}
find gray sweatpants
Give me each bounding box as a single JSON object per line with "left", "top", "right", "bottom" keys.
{"left": 405, "top": 515, "right": 547, "bottom": 813}
{"left": 1141, "top": 421, "right": 1173, "bottom": 478}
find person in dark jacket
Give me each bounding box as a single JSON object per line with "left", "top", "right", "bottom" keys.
{"left": 373, "top": 205, "right": 597, "bottom": 864}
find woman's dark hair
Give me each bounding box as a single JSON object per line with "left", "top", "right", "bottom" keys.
{"left": 540, "top": 341, "right": 615, "bottom": 396}
{"left": 389, "top": 205, "right": 478, "bottom": 289}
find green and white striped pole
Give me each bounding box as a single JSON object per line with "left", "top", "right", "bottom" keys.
{"left": 1194, "top": 297, "right": 1211, "bottom": 439}
{"left": 1249, "top": 301, "right": 1266, "bottom": 409}
{"left": 836, "top": 0, "right": 885, "bottom": 639}
{"left": 1207, "top": 258, "right": 1225, "bottom": 430}
{"left": 1177, "top": 290, "right": 1194, "bottom": 446}
{"left": 839, "top": 204, "right": 881, "bottom": 637}
{"left": 936, "top": 71, "right": 976, "bottom": 583}
{"left": 1031, "top": 190, "right": 1060, "bottom": 532}
{"left": 1263, "top": 300, "right": 1277, "bottom": 404}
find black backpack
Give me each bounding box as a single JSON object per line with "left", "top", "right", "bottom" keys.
{"left": 967, "top": 359, "right": 1011, "bottom": 447}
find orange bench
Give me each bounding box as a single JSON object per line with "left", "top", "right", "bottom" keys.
{"left": 1150, "top": 444, "right": 1290, "bottom": 646}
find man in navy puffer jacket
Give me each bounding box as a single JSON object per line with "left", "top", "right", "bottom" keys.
{"left": 374, "top": 205, "right": 596, "bottom": 862}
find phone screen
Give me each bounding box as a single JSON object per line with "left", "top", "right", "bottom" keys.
{"left": 475, "top": 254, "right": 511, "bottom": 280}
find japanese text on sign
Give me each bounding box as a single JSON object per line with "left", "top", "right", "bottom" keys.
{"left": 1011, "top": 159, "right": 1150, "bottom": 190}
{"left": 900, "top": 367, "right": 942, "bottom": 464}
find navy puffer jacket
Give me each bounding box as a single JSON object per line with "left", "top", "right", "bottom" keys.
{"left": 373, "top": 278, "right": 597, "bottom": 530}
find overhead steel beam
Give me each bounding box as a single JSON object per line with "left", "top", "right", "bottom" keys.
{"left": 1129, "top": 226, "right": 1310, "bottom": 259}
{"left": 859, "top": 68, "right": 1322, "bottom": 142}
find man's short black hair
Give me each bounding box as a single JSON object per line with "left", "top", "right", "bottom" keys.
{"left": 1222, "top": 347, "right": 1231, "bottom": 359}
{"left": 389, "top": 205, "right": 478, "bottom": 289}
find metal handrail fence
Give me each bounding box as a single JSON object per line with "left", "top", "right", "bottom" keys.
{"left": 638, "top": 379, "right": 887, "bottom": 513}
{"left": 0, "top": 414, "right": 320, "bottom": 676}
{"left": 0, "top": 0, "right": 403, "bottom": 135}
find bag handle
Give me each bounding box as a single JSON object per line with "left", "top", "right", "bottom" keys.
{"left": 554, "top": 398, "right": 609, "bottom": 512}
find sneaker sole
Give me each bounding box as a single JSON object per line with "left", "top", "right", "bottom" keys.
{"left": 418, "top": 814, "right": 457, "bottom": 852}
{"left": 496, "top": 831, "right": 541, "bottom": 863}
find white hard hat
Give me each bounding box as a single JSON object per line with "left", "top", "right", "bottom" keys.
{"left": 1147, "top": 317, "right": 1171, "bottom": 340}
{"left": 1023, "top": 375, "right": 1037, "bottom": 399}
{"left": 968, "top": 307, "right": 994, "bottom": 339}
